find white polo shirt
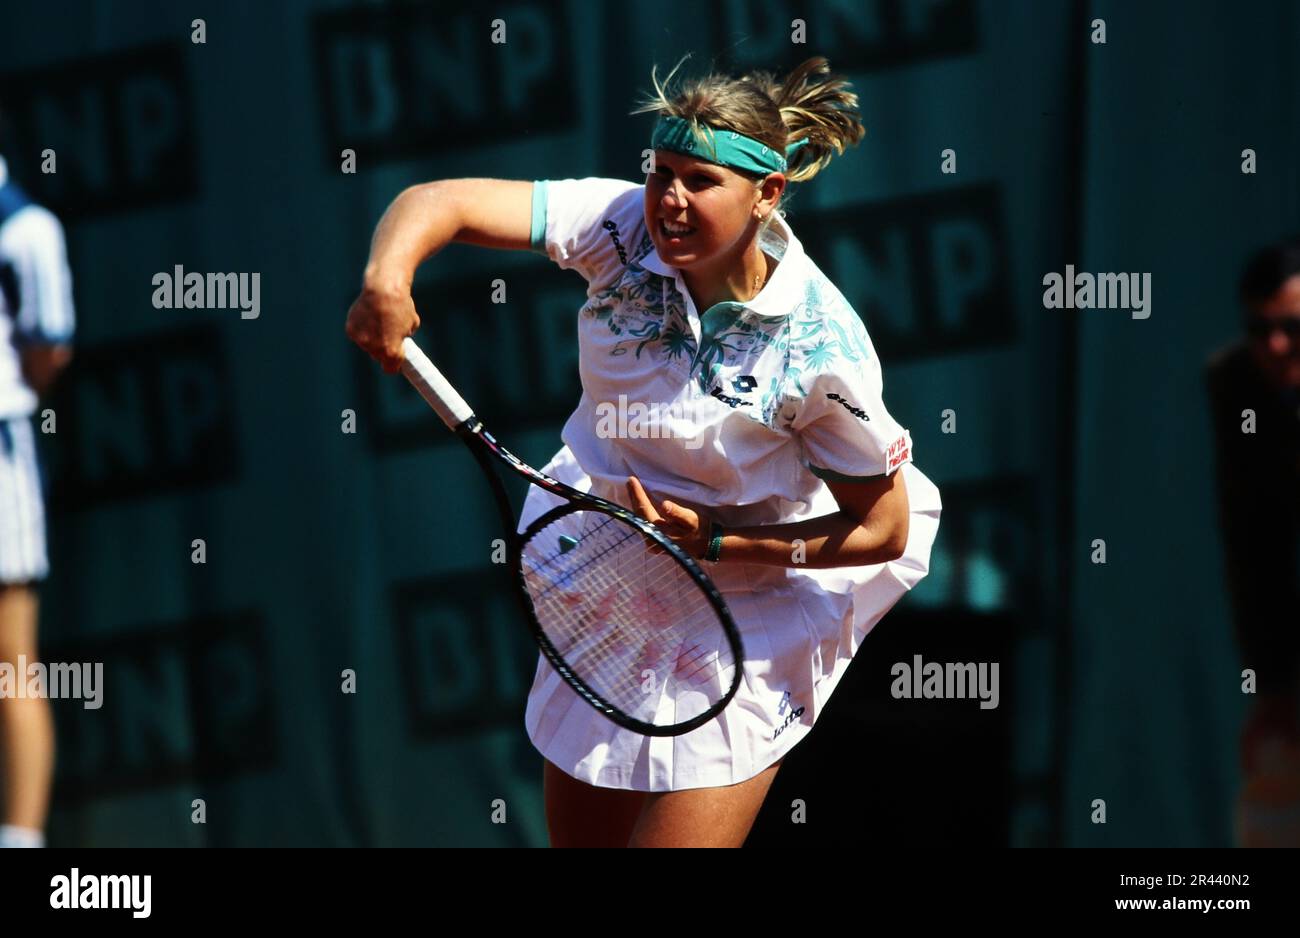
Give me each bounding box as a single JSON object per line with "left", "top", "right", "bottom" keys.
{"left": 519, "top": 177, "right": 942, "bottom": 791}
{"left": 0, "top": 155, "right": 76, "bottom": 419}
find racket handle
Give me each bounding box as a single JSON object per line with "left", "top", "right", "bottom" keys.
{"left": 399, "top": 337, "right": 474, "bottom": 429}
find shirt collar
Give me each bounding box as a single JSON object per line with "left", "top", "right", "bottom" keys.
{"left": 639, "top": 209, "right": 805, "bottom": 322}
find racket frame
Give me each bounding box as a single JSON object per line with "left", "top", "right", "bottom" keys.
{"left": 517, "top": 497, "right": 743, "bottom": 737}
{"left": 402, "top": 339, "right": 744, "bottom": 737}
{"left": 459, "top": 417, "right": 743, "bottom": 737}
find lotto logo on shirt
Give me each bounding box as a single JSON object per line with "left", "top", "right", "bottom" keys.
{"left": 827, "top": 391, "right": 870, "bottom": 421}
{"left": 886, "top": 435, "right": 911, "bottom": 472}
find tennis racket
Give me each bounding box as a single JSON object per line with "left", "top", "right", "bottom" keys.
{"left": 398, "top": 336, "right": 744, "bottom": 737}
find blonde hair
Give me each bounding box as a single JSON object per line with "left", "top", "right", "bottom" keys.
{"left": 631, "top": 54, "right": 865, "bottom": 206}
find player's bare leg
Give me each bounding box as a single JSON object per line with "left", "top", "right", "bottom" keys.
{"left": 543, "top": 759, "right": 646, "bottom": 847}
{"left": 627, "top": 759, "right": 783, "bottom": 848}
{"left": 0, "top": 584, "right": 54, "bottom": 839}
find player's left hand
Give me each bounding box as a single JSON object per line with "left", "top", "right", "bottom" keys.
{"left": 626, "top": 476, "right": 713, "bottom": 561}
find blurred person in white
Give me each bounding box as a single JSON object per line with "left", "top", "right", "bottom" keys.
{"left": 0, "top": 106, "right": 75, "bottom": 849}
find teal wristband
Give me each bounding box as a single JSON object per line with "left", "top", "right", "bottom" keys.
{"left": 705, "top": 521, "right": 724, "bottom": 563}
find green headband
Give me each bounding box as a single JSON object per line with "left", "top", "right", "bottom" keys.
{"left": 651, "top": 115, "right": 809, "bottom": 176}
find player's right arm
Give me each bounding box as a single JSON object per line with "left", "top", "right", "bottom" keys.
{"left": 346, "top": 179, "right": 533, "bottom": 373}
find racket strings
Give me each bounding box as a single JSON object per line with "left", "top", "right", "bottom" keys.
{"left": 556, "top": 582, "right": 723, "bottom": 689}
{"left": 528, "top": 542, "right": 722, "bottom": 680}
{"left": 522, "top": 509, "right": 736, "bottom": 722}
{"left": 531, "top": 523, "right": 713, "bottom": 649}
{"left": 531, "top": 513, "right": 722, "bottom": 630}
{"left": 526, "top": 514, "right": 710, "bottom": 622}
{"left": 525, "top": 515, "right": 639, "bottom": 599}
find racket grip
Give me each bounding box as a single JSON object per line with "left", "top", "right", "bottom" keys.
{"left": 399, "top": 337, "right": 474, "bottom": 430}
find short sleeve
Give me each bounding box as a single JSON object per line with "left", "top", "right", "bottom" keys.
{"left": 0, "top": 206, "right": 75, "bottom": 345}
{"left": 531, "top": 177, "right": 643, "bottom": 293}
{"left": 787, "top": 342, "right": 913, "bottom": 481}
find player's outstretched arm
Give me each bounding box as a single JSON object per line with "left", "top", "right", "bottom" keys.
{"left": 346, "top": 178, "right": 533, "bottom": 372}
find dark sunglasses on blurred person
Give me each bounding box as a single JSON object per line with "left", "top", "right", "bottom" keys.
{"left": 1245, "top": 315, "right": 1300, "bottom": 340}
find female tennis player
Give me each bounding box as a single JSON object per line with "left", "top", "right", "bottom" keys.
{"left": 347, "top": 55, "right": 942, "bottom": 847}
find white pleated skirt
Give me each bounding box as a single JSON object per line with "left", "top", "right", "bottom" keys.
{"left": 518, "top": 445, "right": 942, "bottom": 792}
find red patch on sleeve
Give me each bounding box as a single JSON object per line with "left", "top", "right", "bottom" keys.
{"left": 885, "top": 435, "right": 911, "bottom": 472}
